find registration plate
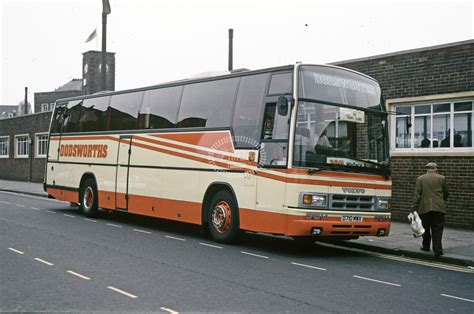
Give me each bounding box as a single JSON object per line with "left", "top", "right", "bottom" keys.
{"left": 341, "top": 215, "right": 363, "bottom": 222}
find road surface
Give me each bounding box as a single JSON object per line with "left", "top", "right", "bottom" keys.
{"left": 1, "top": 191, "right": 473, "bottom": 313}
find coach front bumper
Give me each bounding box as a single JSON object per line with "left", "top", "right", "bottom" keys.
{"left": 285, "top": 208, "right": 391, "bottom": 237}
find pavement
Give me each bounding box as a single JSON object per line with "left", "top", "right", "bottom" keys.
{"left": 1, "top": 178, "right": 473, "bottom": 267}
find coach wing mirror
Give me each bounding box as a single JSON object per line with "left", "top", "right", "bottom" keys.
{"left": 277, "top": 96, "right": 289, "bottom": 116}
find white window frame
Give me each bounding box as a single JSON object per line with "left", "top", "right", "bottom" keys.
{"left": 0, "top": 136, "right": 9, "bottom": 158}
{"left": 15, "top": 134, "right": 30, "bottom": 158}
{"left": 41, "top": 103, "right": 49, "bottom": 112}
{"left": 35, "top": 133, "right": 48, "bottom": 158}
{"left": 388, "top": 93, "right": 474, "bottom": 156}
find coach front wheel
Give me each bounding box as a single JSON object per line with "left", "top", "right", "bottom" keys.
{"left": 80, "top": 178, "right": 98, "bottom": 218}
{"left": 208, "top": 190, "right": 239, "bottom": 244}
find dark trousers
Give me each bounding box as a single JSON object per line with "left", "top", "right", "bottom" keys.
{"left": 420, "top": 211, "right": 445, "bottom": 254}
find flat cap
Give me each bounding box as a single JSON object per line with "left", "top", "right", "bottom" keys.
{"left": 425, "top": 162, "right": 437, "bottom": 169}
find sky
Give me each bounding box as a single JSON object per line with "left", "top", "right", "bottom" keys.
{"left": 1, "top": 0, "right": 473, "bottom": 107}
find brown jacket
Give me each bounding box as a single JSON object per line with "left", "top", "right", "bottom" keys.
{"left": 412, "top": 171, "right": 449, "bottom": 214}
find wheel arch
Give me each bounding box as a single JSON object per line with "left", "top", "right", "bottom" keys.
{"left": 79, "top": 172, "right": 98, "bottom": 192}
{"left": 201, "top": 182, "right": 239, "bottom": 227}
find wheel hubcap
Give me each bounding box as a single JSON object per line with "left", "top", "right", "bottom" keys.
{"left": 83, "top": 187, "right": 93, "bottom": 209}
{"left": 212, "top": 201, "right": 231, "bottom": 233}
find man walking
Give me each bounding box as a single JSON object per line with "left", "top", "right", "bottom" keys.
{"left": 411, "top": 162, "right": 449, "bottom": 257}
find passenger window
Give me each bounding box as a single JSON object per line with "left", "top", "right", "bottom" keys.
{"left": 232, "top": 74, "right": 269, "bottom": 147}
{"left": 177, "top": 78, "right": 240, "bottom": 128}
{"left": 62, "top": 100, "right": 83, "bottom": 133}
{"left": 51, "top": 103, "right": 66, "bottom": 134}
{"left": 108, "top": 92, "right": 143, "bottom": 131}
{"left": 262, "top": 103, "right": 289, "bottom": 140}
{"left": 139, "top": 86, "right": 183, "bottom": 129}
{"left": 259, "top": 101, "right": 290, "bottom": 167}
{"left": 268, "top": 72, "right": 292, "bottom": 95}
{"left": 80, "top": 96, "right": 110, "bottom": 132}
{"left": 259, "top": 142, "right": 288, "bottom": 167}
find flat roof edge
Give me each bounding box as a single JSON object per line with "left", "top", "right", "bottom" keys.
{"left": 0, "top": 111, "right": 52, "bottom": 121}
{"left": 331, "top": 39, "right": 474, "bottom": 65}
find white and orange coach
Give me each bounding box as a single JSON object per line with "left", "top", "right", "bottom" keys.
{"left": 45, "top": 64, "right": 392, "bottom": 243}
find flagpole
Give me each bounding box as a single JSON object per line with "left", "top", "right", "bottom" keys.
{"left": 101, "top": 0, "right": 111, "bottom": 92}
{"left": 101, "top": 11, "right": 107, "bottom": 91}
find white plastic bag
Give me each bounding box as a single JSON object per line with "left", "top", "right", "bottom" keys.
{"left": 407, "top": 211, "right": 425, "bottom": 238}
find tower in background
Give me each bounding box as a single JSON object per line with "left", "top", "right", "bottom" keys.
{"left": 82, "top": 50, "right": 115, "bottom": 95}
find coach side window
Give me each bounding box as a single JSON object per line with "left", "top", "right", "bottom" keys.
{"left": 51, "top": 104, "right": 66, "bottom": 134}
{"left": 177, "top": 78, "right": 240, "bottom": 128}
{"left": 232, "top": 74, "right": 269, "bottom": 147}
{"left": 258, "top": 101, "right": 290, "bottom": 167}
{"left": 79, "top": 96, "right": 110, "bottom": 132}
{"left": 62, "top": 100, "right": 83, "bottom": 133}
{"left": 268, "top": 72, "right": 292, "bottom": 96}
{"left": 108, "top": 92, "right": 144, "bottom": 131}
{"left": 139, "top": 86, "right": 183, "bottom": 129}
{"left": 258, "top": 70, "right": 292, "bottom": 167}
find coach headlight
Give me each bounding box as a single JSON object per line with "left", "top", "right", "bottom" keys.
{"left": 376, "top": 197, "right": 391, "bottom": 211}
{"left": 300, "top": 193, "right": 328, "bottom": 209}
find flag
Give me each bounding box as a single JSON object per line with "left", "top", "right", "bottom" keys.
{"left": 102, "top": 0, "right": 111, "bottom": 14}
{"left": 85, "top": 29, "right": 97, "bottom": 43}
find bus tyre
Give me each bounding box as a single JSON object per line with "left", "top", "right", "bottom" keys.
{"left": 80, "top": 179, "right": 98, "bottom": 218}
{"left": 208, "top": 190, "right": 239, "bottom": 244}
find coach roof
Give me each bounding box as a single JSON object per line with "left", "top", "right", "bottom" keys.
{"left": 55, "top": 63, "right": 378, "bottom": 104}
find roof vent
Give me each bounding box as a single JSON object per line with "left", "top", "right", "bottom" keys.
{"left": 190, "top": 70, "right": 230, "bottom": 79}
{"left": 230, "top": 68, "right": 250, "bottom": 73}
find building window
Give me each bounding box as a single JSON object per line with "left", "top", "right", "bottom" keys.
{"left": 15, "top": 135, "right": 30, "bottom": 158}
{"left": 392, "top": 100, "right": 473, "bottom": 150}
{"left": 0, "top": 137, "right": 9, "bottom": 158}
{"left": 40, "top": 103, "right": 55, "bottom": 112}
{"left": 36, "top": 134, "right": 48, "bottom": 158}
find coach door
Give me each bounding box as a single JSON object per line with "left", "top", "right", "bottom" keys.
{"left": 255, "top": 99, "right": 289, "bottom": 232}
{"left": 115, "top": 135, "right": 132, "bottom": 211}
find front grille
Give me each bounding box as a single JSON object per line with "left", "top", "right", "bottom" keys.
{"left": 329, "top": 194, "right": 375, "bottom": 211}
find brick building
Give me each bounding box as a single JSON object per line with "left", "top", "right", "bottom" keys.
{"left": 335, "top": 40, "right": 474, "bottom": 228}
{"left": 0, "top": 112, "right": 51, "bottom": 182}
{"left": 34, "top": 79, "right": 83, "bottom": 113}
{"left": 1, "top": 41, "right": 472, "bottom": 228}
{"left": 0, "top": 50, "right": 115, "bottom": 182}
{"left": 82, "top": 50, "right": 115, "bottom": 95}
{"left": 34, "top": 51, "right": 116, "bottom": 114}
{"left": 0, "top": 105, "right": 17, "bottom": 119}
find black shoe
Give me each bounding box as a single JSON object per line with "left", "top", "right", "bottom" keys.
{"left": 434, "top": 251, "right": 444, "bottom": 257}
{"left": 420, "top": 246, "right": 430, "bottom": 252}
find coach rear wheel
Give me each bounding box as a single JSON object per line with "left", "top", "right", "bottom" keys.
{"left": 208, "top": 190, "right": 239, "bottom": 244}
{"left": 80, "top": 178, "right": 98, "bottom": 218}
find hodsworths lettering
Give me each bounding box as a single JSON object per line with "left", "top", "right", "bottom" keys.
{"left": 59, "top": 144, "right": 108, "bottom": 158}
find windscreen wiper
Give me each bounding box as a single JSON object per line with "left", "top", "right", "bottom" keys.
{"left": 308, "top": 168, "right": 322, "bottom": 175}
{"left": 307, "top": 165, "right": 332, "bottom": 175}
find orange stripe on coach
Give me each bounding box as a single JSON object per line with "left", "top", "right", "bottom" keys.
{"left": 50, "top": 135, "right": 120, "bottom": 142}
{"left": 256, "top": 171, "right": 391, "bottom": 190}
{"left": 134, "top": 135, "right": 256, "bottom": 166}
{"left": 152, "top": 131, "right": 235, "bottom": 153}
